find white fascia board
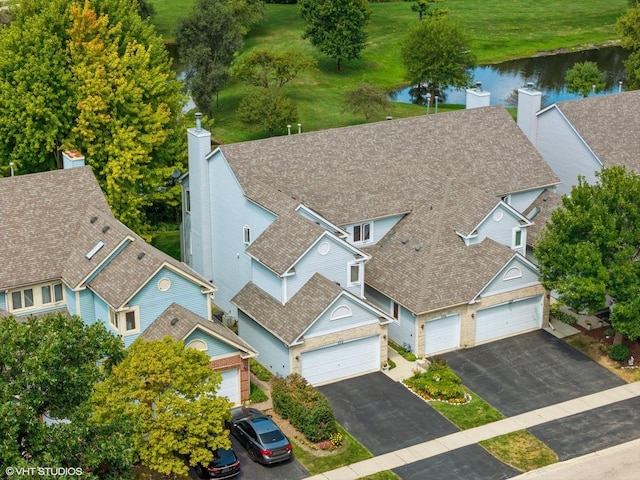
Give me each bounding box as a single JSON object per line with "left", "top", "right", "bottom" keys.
{"left": 295, "top": 204, "right": 348, "bottom": 238}
{"left": 470, "top": 252, "right": 541, "bottom": 304}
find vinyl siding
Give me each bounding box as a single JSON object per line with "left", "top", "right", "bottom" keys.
{"left": 209, "top": 152, "right": 276, "bottom": 315}
{"left": 287, "top": 235, "right": 362, "bottom": 300}
{"left": 473, "top": 205, "right": 526, "bottom": 253}
{"left": 304, "top": 296, "right": 380, "bottom": 338}
{"left": 79, "top": 288, "right": 96, "bottom": 324}
{"left": 252, "top": 261, "right": 281, "bottom": 302}
{"left": 92, "top": 296, "right": 109, "bottom": 327}
{"left": 65, "top": 285, "right": 77, "bottom": 316}
{"left": 481, "top": 257, "right": 541, "bottom": 297}
{"left": 238, "top": 310, "right": 290, "bottom": 378}
{"left": 508, "top": 188, "right": 549, "bottom": 213}
{"left": 185, "top": 329, "right": 237, "bottom": 358}
{"left": 537, "top": 108, "right": 601, "bottom": 195}
{"left": 365, "top": 285, "right": 416, "bottom": 352}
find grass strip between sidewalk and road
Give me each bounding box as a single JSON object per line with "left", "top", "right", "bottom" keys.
{"left": 480, "top": 430, "right": 558, "bottom": 472}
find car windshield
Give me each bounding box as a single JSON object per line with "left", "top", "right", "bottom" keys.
{"left": 258, "top": 429, "right": 285, "bottom": 444}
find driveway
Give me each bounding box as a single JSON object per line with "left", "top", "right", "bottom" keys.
{"left": 440, "top": 330, "right": 625, "bottom": 416}
{"left": 318, "top": 372, "right": 458, "bottom": 456}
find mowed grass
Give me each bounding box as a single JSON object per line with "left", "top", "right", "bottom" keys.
{"left": 480, "top": 430, "right": 558, "bottom": 472}
{"left": 429, "top": 387, "right": 505, "bottom": 430}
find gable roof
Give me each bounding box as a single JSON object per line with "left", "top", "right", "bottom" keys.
{"left": 552, "top": 90, "right": 640, "bottom": 171}
{"left": 220, "top": 106, "right": 559, "bottom": 225}
{"left": 232, "top": 273, "right": 387, "bottom": 346}
{"left": 141, "top": 303, "right": 256, "bottom": 357}
{"left": 0, "top": 167, "right": 213, "bottom": 308}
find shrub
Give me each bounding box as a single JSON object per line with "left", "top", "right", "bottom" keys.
{"left": 404, "top": 358, "right": 465, "bottom": 402}
{"left": 249, "top": 358, "right": 272, "bottom": 381}
{"left": 249, "top": 382, "right": 268, "bottom": 403}
{"left": 271, "top": 374, "right": 336, "bottom": 442}
{"left": 389, "top": 339, "right": 417, "bottom": 361}
{"left": 549, "top": 303, "right": 577, "bottom": 325}
{"left": 609, "top": 344, "right": 630, "bottom": 361}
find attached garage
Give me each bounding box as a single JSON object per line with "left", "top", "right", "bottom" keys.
{"left": 475, "top": 295, "right": 543, "bottom": 344}
{"left": 424, "top": 314, "right": 461, "bottom": 356}
{"left": 218, "top": 368, "right": 241, "bottom": 405}
{"left": 300, "top": 335, "right": 380, "bottom": 385}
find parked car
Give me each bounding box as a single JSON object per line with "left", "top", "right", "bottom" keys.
{"left": 227, "top": 407, "right": 293, "bottom": 465}
{"left": 195, "top": 446, "right": 241, "bottom": 479}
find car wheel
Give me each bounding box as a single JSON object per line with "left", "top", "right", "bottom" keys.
{"left": 248, "top": 448, "right": 257, "bottom": 462}
{"left": 195, "top": 466, "right": 206, "bottom": 479}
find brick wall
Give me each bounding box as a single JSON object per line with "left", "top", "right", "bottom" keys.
{"left": 208, "top": 354, "right": 250, "bottom": 404}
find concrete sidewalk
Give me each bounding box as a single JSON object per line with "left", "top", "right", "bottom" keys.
{"left": 305, "top": 381, "right": 640, "bottom": 480}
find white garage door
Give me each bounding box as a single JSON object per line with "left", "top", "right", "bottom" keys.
{"left": 424, "top": 314, "right": 461, "bottom": 356}
{"left": 475, "top": 295, "right": 543, "bottom": 344}
{"left": 300, "top": 335, "right": 380, "bottom": 385}
{"left": 217, "top": 368, "right": 240, "bottom": 405}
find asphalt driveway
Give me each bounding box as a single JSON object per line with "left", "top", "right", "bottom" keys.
{"left": 318, "top": 372, "right": 458, "bottom": 456}
{"left": 440, "top": 330, "right": 625, "bottom": 417}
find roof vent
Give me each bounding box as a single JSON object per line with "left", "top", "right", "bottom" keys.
{"left": 90, "top": 216, "right": 98, "bottom": 224}
{"left": 137, "top": 252, "right": 146, "bottom": 260}
{"left": 527, "top": 82, "right": 534, "bottom": 90}
{"left": 414, "top": 243, "right": 423, "bottom": 251}
{"left": 195, "top": 112, "right": 202, "bottom": 132}
{"left": 170, "top": 317, "right": 179, "bottom": 326}
{"left": 102, "top": 225, "right": 110, "bottom": 233}
{"left": 85, "top": 240, "right": 105, "bottom": 260}
{"left": 476, "top": 81, "right": 482, "bottom": 91}
{"left": 401, "top": 237, "right": 409, "bottom": 244}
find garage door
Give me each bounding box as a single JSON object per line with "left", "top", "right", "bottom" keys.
{"left": 218, "top": 368, "right": 240, "bottom": 405}
{"left": 475, "top": 295, "right": 543, "bottom": 344}
{"left": 424, "top": 314, "right": 460, "bottom": 356}
{"left": 301, "top": 335, "right": 379, "bottom": 385}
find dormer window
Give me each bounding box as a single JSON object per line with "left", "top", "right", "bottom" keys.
{"left": 348, "top": 262, "right": 362, "bottom": 286}
{"left": 353, "top": 222, "right": 371, "bottom": 244}
{"left": 9, "top": 282, "right": 65, "bottom": 313}
{"left": 512, "top": 227, "right": 523, "bottom": 249}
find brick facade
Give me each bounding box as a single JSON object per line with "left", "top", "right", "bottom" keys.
{"left": 208, "top": 354, "right": 250, "bottom": 404}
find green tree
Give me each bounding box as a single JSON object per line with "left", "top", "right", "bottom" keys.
{"left": 225, "top": 0, "right": 265, "bottom": 35}
{"left": 343, "top": 82, "right": 391, "bottom": 121}
{"left": 237, "top": 87, "right": 298, "bottom": 136}
{"left": 298, "top": 0, "right": 371, "bottom": 71}
{"left": 232, "top": 48, "right": 317, "bottom": 89}
{"left": 0, "top": 0, "right": 185, "bottom": 235}
{"left": 617, "top": 3, "right": 640, "bottom": 89}
{"left": 0, "top": 313, "right": 128, "bottom": 473}
{"left": 410, "top": 0, "right": 446, "bottom": 21}
{"left": 91, "top": 337, "right": 233, "bottom": 477}
{"left": 565, "top": 61, "right": 606, "bottom": 97}
{"left": 400, "top": 15, "right": 476, "bottom": 104}
{"left": 535, "top": 167, "right": 640, "bottom": 345}
{"left": 137, "top": 0, "right": 156, "bottom": 18}
{"left": 175, "top": 0, "right": 244, "bottom": 115}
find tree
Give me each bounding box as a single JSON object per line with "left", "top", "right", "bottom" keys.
{"left": 136, "top": 0, "right": 156, "bottom": 18}
{"left": 400, "top": 15, "right": 476, "bottom": 104}
{"left": 91, "top": 337, "right": 233, "bottom": 477}
{"left": 0, "top": 313, "right": 128, "bottom": 473}
{"left": 175, "top": 0, "right": 244, "bottom": 115}
{"left": 232, "top": 48, "right": 317, "bottom": 89}
{"left": 410, "top": 0, "right": 446, "bottom": 21}
{"left": 565, "top": 61, "right": 606, "bottom": 97}
{"left": 0, "top": 0, "right": 186, "bottom": 235}
{"left": 225, "top": 0, "right": 265, "bottom": 35}
{"left": 298, "top": 0, "right": 371, "bottom": 71}
{"left": 535, "top": 167, "right": 640, "bottom": 345}
{"left": 617, "top": 3, "right": 640, "bottom": 89}
{"left": 343, "top": 82, "right": 391, "bottom": 121}
{"left": 237, "top": 87, "right": 298, "bottom": 136}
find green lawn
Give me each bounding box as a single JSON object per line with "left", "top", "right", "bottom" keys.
{"left": 147, "top": 0, "right": 626, "bottom": 142}
{"left": 480, "top": 430, "right": 558, "bottom": 472}
{"left": 429, "top": 386, "right": 505, "bottom": 430}
{"left": 150, "top": 230, "right": 181, "bottom": 260}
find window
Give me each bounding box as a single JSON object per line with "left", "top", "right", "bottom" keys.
{"left": 330, "top": 305, "right": 352, "bottom": 320}
{"left": 125, "top": 311, "right": 136, "bottom": 332}
{"left": 503, "top": 267, "right": 523, "bottom": 281}
{"left": 185, "top": 189, "right": 191, "bottom": 213}
{"left": 243, "top": 225, "right": 251, "bottom": 245}
{"left": 9, "top": 282, "right": 64, "bottom": 312}
{"left": 347, "top": 262, "right": 362, "bottom": 286}
{"left": 186, "top": 340, "right": 208, "bottom": 352}
{"left": 353, "top": 222, "right": 371, "bottom": 243}
{"left": 393, "top": 302, "right": 399, "bottom": 320}
{"left": 111, "top": 307, "right": 140, "bottom": 336}
{"left": 512, "top": 227, "right": 523, "bottom": 249}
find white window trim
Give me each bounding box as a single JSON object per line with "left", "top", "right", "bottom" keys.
{"left": 503, "top": 266, "right": 523, "bottom": 281}
{"left": 116, "top": 306, "right": 140, "bottom": 336}
{"left": 347, "top": 262, "right": 362, "bottom": 286}
{"left": 330, "top": 305, "right": 352, "bottom": 321}
{"left": 353, "top": 222, "right": 373, "bottom": 245}
{"left": 8, "top": 281, "right": 65, "bottom": 313}
{"left": 186, "top": 339, "right": 208, "bottom": 352}
{"left": 243, "top": 225, "right": 251, "bottom": 245}
{"left": 512, "top": 227, "right": 523, "bottom": 249}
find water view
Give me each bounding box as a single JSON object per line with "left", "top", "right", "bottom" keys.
{"left": 391, "top": 46, "right": 629, "bottom": 107}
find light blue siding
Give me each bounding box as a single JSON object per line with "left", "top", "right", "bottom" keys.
{"left": 508, "top": 188, "right": 548, "bottom": 213}
{"left": 537, "top": 107, "right": 600, "bottom": 195}
{"left": 482, "top": 257, "right": 540, "bottom": 297}
{"left": 304, "top": 296, "right": 380, "bottom": 338}
{"left": 65, "top": 285, "right": 77, "bottom": 316}
{"left": 208, "top": 152, "right": 276, "bottom": 315}
{"left": 92, "top": 296, "right": 109, "bottom": 327}
{"left": 79, "top": 289, "right": 96, "bottom": 324}
{"left": 185, "top": 329, "right": 237, "bottom": 358}
{"left": 342, "top": 214, "right": 404, "bottom": 246}
{"left": 287, "top": 235, "right": 361, "bottom": 300}
{"left": 238, "top": 310, "right": 290, "bottom": 378}
{"left": 365, "top": 285, "right": 416, "bottom": 352}
{"left": 252, "top": 261, "right": 281, "bottom": 302}
{"left": 473, "top": 205, "right": 525, "bottom": 253}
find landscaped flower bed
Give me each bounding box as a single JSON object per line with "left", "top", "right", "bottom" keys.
{"left": 403, "top": 358, "right": 468, "bottom": 404}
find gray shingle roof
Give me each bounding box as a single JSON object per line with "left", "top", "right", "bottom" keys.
{"left": 523, "top": 190, "right": 563, "bottom": 247}
{"left": 220, "top": 106, "right": 559, "bottom": 224}
{"left": 555, "top": 90, "right": 640, "bottom": 171}
{"left": 231, "top": 273, "right": 347, "bottom": 345}
{"left": 141, "top": 303, "right": 256, "bottom": 355}
{"left": 0, "top": 167, "right": 212, "bottom": 308}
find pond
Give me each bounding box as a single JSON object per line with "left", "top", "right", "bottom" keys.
{"left": 391, "top": 46, "right": 629, "bottom": 107}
